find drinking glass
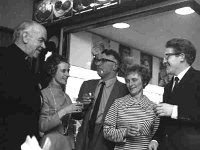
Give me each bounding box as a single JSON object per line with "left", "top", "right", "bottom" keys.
{"left": 82, "top": 92, "right": 95, "bottom": 110}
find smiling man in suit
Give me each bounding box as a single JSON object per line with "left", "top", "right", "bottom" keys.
{"left": 149, "top": 38, "right": 200, "bottom": 150}
{"left": 75, "top": 49, "right": 129, "bottom": 150}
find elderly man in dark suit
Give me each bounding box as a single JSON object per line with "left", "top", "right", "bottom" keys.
{"left": 75, "top": 49, "right": 129, "bottom": 150}
{"left": 0, "top": 21, "right": 47, "bottom": 150}
{"left": 149, "top": 38, "right": 200, "bottom": 150}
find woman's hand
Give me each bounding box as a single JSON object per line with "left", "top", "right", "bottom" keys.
{"left": 58, "top": 103, "right": 83, "bottom": 118}
{"left": 64, "top": 103, "right": 83, "bottom": 114}
{"left": 126, "top": 123, "right": 142, "bottom": 137}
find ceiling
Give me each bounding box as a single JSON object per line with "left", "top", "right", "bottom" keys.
{"left": 88, "top": 8, "right": 200, "bottom": 59}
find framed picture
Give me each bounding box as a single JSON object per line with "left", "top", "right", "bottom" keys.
{"left": 118, "top": 44, "right": 132, "bottom": 77}
{"left": 158, "top": 58, "right": 173, "bottom": 87}
{"left": 140, "top": 52, "right": 152, "bottom": 78}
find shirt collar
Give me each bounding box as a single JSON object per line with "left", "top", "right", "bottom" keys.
{"left": 176, "top": 66, "right": 191, "bottom": 81}
{"left": 128, "top": 94, "right": 144, "bottom": 103}
{"left": 99, "top": 77, "right": 117, "bottom": 88}
{"left": 126, "top": 94, "right": 150, "bottom": 108}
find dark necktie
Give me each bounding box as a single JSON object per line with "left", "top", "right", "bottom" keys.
{"left": 172, "top": 77, "right": 179, "bottom": 92}
{"left": 88, "top": 82, "right": 105, "bottom": 139}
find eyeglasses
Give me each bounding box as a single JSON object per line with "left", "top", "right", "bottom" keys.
{"left": 164, "top": 53, "right": 181, "bottom": 60}
{"left": 94, "top": 58, "right": 117, "bottom": 65}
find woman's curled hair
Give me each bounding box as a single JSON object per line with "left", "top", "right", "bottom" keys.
{"left": 44, "top": 53, "right": 69, "bottom": 80}
{"left": 125, "top": 64, "right": 151, "bottom": 88}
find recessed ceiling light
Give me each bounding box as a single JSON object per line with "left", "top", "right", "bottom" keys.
{"left": 112, "top": 23, "right": 130, "bottom": 29}
{"left": 175, "top": 7, "right": 195, "bottom": 15}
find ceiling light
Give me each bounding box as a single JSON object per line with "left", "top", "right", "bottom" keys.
{"left": 112, "top": 23, "right": 130, "bottom": 29}
{"left": 175, "top": 7, "right": 195, "bottom": 15}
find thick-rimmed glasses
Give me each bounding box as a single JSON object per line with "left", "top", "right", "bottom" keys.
{"left": 164, "top": 53, "right": 181, "bottom": 60}
{"left": 94, "top": 58, "right": 117, "bottom": 65}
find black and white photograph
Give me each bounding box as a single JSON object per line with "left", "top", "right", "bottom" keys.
{"left": 1, "top": 0, "right": 200, "bottom": 150}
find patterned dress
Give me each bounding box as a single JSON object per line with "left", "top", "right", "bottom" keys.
{"left": 104, "top": 94, "right": 159, "bottom": 150}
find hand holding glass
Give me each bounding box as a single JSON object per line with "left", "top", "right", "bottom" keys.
{"left": 81, "top": 93, "right": 95, "bottom": 109}
{"left": 71, "top": 103, "right": 83, "bottom": 113}
{"left": 127, "top": 123, "right": 142, "bottom": 137}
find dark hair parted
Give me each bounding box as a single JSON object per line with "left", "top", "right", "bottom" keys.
{"left": 45, "top": 53, "right": 69, "bottom": 78}
{"left": 166, "top": 38, "right": 196, "bottom": 65}
{"left": 101, "top": 49, "right": 121, "bottom": 71}
{"left": 125, "top": 64, "right": 151, "bottom": 88}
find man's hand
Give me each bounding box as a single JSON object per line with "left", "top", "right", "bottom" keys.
{"left": 148, "top": 140, "right": 158, "bottom": 150}
{"left": 155, "top": 103, "right": 174, "bottom": 117}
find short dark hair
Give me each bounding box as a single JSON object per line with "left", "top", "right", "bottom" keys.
{"left": 166, "top": 38, "right": 196, "bottom": 65}
{"left": 125, "top": 64, "right": 151, "bottom": 88}
{"left": 45, "top": 53, "right": 69, "bottom": 78}
{"left": 101, "top": 49, "right": 121, "bottom": 71}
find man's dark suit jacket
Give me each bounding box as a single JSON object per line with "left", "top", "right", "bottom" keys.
{"left": 0, "top": 44, "right": 41, "bottom": 150}
{"left": 75, "top": 79, "right": 129, "bottom": 150}
{"left": 153, "top": 67, "right": 200, "bottom": 150}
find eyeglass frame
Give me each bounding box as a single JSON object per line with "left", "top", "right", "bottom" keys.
{"left": 94, "top": 58, "right": 117, "bottom": 65}
{"left": 164, "top": 52, "right": 181, "bottom": 60}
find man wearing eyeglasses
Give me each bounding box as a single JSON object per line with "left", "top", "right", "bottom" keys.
{"left": 149, "top": 38, "right": 200, "bottom": 150}
{"left": 75, "top": 49, "right": 129, "bottom": 150}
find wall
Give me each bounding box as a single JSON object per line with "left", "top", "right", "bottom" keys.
{"left": 0, "top": 0, "right": 33, "bottom": 29}
{"left": 69, "top": 31, "right": 160, "bottom": 85}
{"left": 70, "top": 31, "right": 93, "bottom": 69}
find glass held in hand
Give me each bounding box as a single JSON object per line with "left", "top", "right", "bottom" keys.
{"left": 82, "top": 92, "right": 95, "bottom": 109}
{"left": 72, "top": 102, "right": 84, "bottom": 113}
{"left": 82, "top": 92, "right": 95, "bottom": 105}
{"left": 127, "top": 123, "right": 142, "bottom": 137}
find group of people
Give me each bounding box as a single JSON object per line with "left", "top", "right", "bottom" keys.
{"left": 0, "top": 20, "right": 200, "bottom": 150}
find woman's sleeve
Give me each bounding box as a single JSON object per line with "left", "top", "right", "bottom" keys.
{"left": 151, "top": 104, "right": 160, "bottom": 137}
{"left": 152, "top": 115, "right": 160, "bottom": 137}
{"left": 139, "top": 103, "right": 160, "bottom": 138}
{"left": 103, "top": 99, "right": 127, "bottom": 143}
{"left": 39, "top": 91, "right": 62, "bottom": 133}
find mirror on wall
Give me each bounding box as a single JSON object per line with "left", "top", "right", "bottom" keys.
{"left": 61, "top": 0, "right": 200, "bottom": 102}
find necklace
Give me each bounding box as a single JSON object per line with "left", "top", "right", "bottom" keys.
{"left": 49, "top": 87, "right": 71, "bottom": 135}
{"left": 49, "top": 87, "right": 68, "bottom": 112}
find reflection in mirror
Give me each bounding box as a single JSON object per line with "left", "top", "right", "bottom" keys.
{"left": 64, "top": 1, "right": 200, "bottom": 104}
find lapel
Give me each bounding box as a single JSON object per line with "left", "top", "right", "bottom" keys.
{"left": 85, "top": 80, "right": 99, "bottom": 118}
{"left": 163, "top": 78, "right": 173, "bottom": 103}
{"left": 95, "top": 81, "right": 121, "bottom": 131}
{"left": 172, "top": 67, "right": 194, "bottom": 94}
{"left": 178, "top": 67, "right": 194, "bottom": 86}
{"left": 88, "top": 80, "right": 99, "bottom": 94}
{"left": 92, "top": 80, "right": 121, "bottom": 144}
{"left": 102, "top": 80, "right": 121, "bottom": 123}
{"left": 164, "top": 67, "right": 195, "bottom": 103}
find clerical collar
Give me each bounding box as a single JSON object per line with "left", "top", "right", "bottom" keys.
{"left": 13, "top": 44, "right": 29, "bottom": 60}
